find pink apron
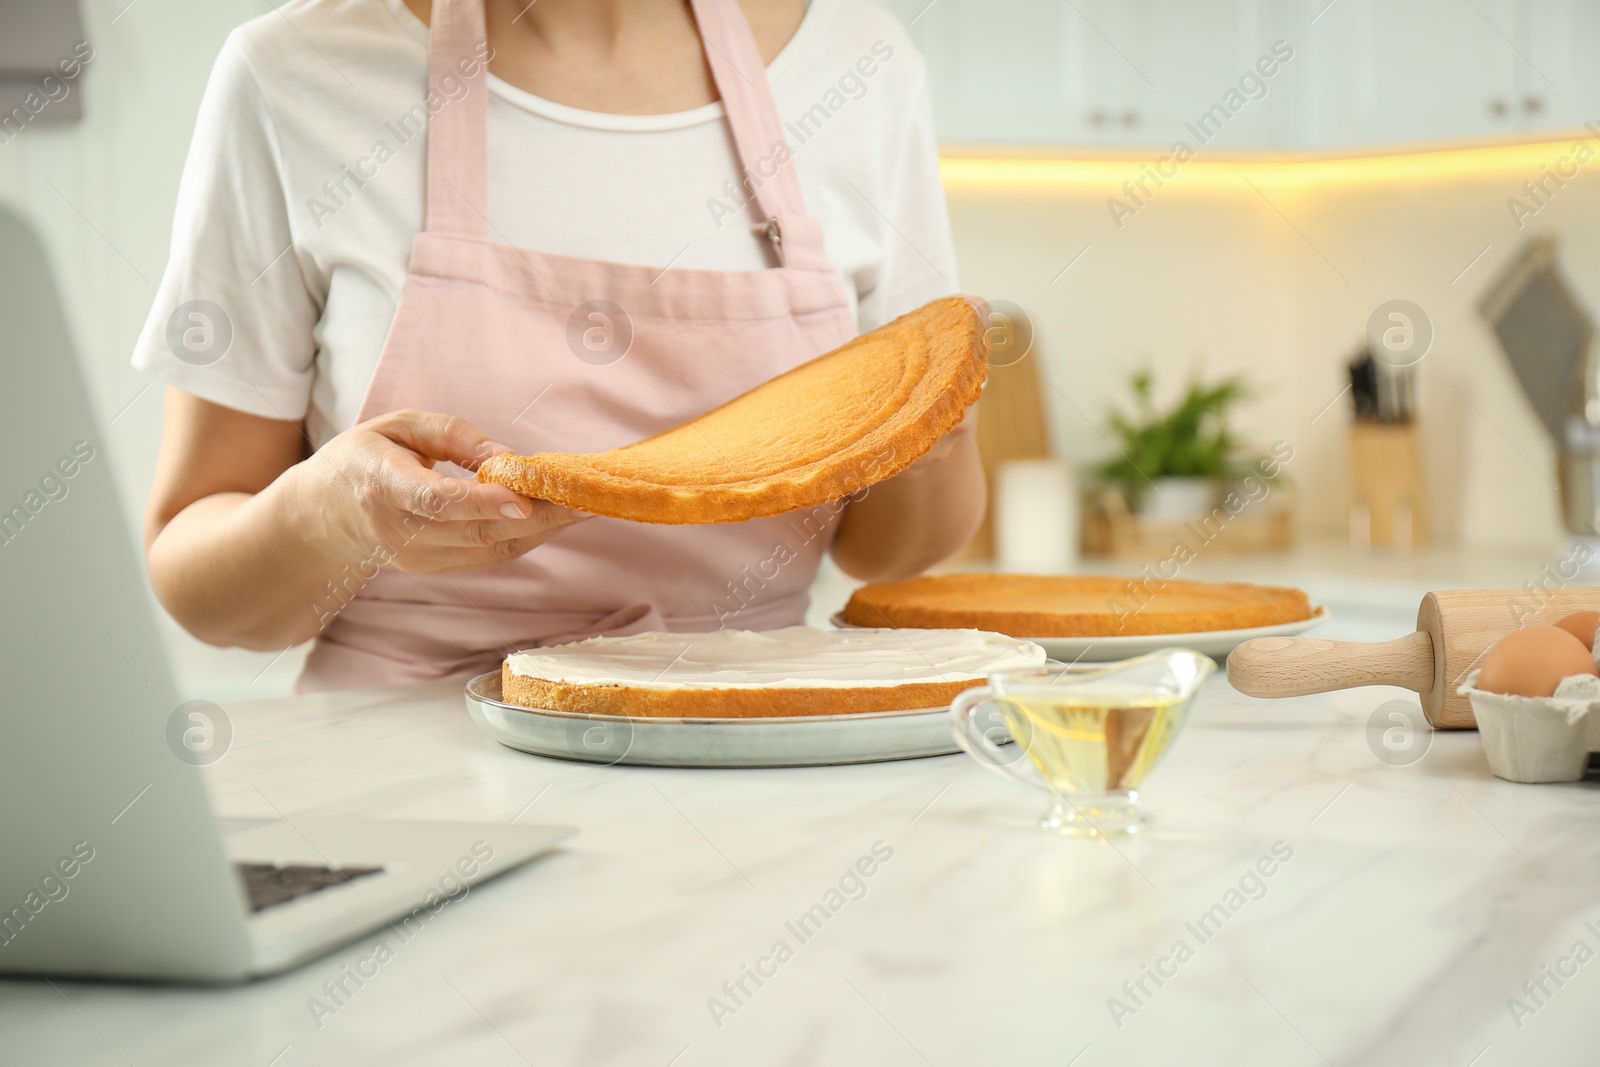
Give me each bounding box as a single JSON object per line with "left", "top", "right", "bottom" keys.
{"left": 298, "top": 0, "right": 857, "bottom": 691}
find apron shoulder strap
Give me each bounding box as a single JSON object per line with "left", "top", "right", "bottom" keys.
{"left": 687, "top": 0, "right": 829, "bottom": 269}
{"left": 424, "top": 0, "right": 489, "bottom": 239}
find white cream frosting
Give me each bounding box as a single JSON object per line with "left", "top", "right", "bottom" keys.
{"left": 505, "top": 626, "right": 1046, "bottom": 689}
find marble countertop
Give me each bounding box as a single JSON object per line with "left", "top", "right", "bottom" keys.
{"left": 6, "top": 615, "right": 1600, "bottom": 1066}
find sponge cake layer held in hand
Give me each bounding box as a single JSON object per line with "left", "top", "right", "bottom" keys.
{"left": 477, "top": 297, "right": 988, "bottom": 524}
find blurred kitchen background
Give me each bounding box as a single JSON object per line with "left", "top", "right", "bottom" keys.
{"left": 5, "top": 0, "right": 1600, "bottom": 697}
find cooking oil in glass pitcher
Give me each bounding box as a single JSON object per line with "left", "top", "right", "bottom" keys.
{"left": 951, "top": 650, "right": 1215, "bottom": 836}
{"left": 999, "top": 691, "right": 1186, "bottom": 797}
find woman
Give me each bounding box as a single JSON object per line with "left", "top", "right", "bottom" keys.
{"left": 134, "top": 0, "right": 984, "bottom": 690}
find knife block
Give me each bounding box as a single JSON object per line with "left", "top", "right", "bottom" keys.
{"left": 1349, "top": 422, "right": 1427, "bottom": 549}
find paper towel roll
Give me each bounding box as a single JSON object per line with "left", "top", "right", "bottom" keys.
{"left": 995, "top": 459, "right": 1077, "bottom": 573}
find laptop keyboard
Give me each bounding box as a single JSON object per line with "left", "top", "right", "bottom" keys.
{"left": 236, "top": 862, "right": 384, "bottom": 913}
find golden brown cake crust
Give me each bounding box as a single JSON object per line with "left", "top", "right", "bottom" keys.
{"left": 477, "top": 296, "right": 988, "bottom": 524}
{"left": 500, "top": 667, "right": 976, "bottom": 719}
{"left": 842, "top": 574, "right": 1314, "bottom": 637}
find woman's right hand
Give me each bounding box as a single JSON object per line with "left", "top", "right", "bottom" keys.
{"left": 288, "top": 408, "right": 590, "bottom": 575}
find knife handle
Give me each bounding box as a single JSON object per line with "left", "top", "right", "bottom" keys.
{"left": 1227, "top": 631, "right": 1435, "bottom": 698}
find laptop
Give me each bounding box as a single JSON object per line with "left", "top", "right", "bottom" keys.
{"left": 0, "top": 207, "right": 572, "bottom": 982}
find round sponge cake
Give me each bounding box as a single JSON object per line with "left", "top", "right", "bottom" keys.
{"left": 842, "top": 574, "right": 1314, "bottom": 638}
{"left": 502, "top": 626, "right": 1046, "bottom": 719}
{"left": 477, "top": 297, "right": 987, "bottom": 524}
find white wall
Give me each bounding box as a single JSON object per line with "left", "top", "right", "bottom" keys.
{"left": 945, "top": 162, "right": 1596, "bottom": 554}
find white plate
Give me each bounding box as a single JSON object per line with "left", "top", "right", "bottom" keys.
{"left": 829, "top": 605, "right": 1330, "bottom": 662}
{"left": 463, "top": 671, "right": 961, "bottom": 768}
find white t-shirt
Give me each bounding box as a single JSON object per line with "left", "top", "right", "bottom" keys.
{"left": 132, "top": 0, "right": 958, "bottom": 448}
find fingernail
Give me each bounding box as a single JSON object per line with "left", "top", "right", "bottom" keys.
{"left": 480, "top": 440, "right": 514, "bottom": 458}
{"left": 500, "top": 502, "right": 529, "bottom": 519}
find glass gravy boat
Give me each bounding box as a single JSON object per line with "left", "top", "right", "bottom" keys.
{"left": 950, "top": 649, "right": 1215, "bottom": 836}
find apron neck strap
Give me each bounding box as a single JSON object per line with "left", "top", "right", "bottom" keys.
{"left": 686, "top": 0, "right": 825, "bottom": 267}
{"left": 423, "top": 0, "right": 490, "bottom": 239}
{"left": 423, "top": 0, "right": 828, "bottom": 268}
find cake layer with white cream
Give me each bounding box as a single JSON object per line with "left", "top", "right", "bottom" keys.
{"left": 505, "top": 626, "right": 1046, "bottom": 689}
{"left": 500, "top": 627, "right": 1047, "bottom": 718}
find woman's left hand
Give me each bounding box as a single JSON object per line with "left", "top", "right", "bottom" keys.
{"left": 830, "top": 401, "right": 985, "bottom": 581}
{"left": 906, "top": 405, "right": 977, "bottom": 470}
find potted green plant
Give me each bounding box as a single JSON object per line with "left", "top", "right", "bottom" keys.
{"left": 1093, "top": 370, "right": 1259, "bottom": 517}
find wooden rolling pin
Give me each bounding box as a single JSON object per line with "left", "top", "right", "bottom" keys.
{"left": 1227, "top": 588, "right": 1600, "bottom": 729}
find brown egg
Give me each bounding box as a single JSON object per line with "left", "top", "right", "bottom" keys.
{"left": 1479, "top": 624, "right": 1599, "bottom": 698}
{"left": 1554, "top": 610, "right": 1600, "bottom": 651}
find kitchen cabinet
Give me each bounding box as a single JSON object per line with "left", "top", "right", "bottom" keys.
{"left": 1056, "top": 0, "right": 1299, "bottom": 149}
{"left": 1302, "top": 0, "right": 1600, "bottom": 147}
{"left": 888, "top": 0, "right": 1298, "bottom": 148}
{"left": 1522, "top": 0, "right": 1600, "bottom": 136}
{"left": 883, "top": 0, "right": 1600, "bottom": 149}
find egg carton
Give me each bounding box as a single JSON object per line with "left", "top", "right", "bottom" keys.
{"left": 1458, "top": 671, "right": 1600, "bottom": 783}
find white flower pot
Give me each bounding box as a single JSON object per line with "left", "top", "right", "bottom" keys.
{"left": 1139, "top": 477, "right": 1217, "bottom": 518}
